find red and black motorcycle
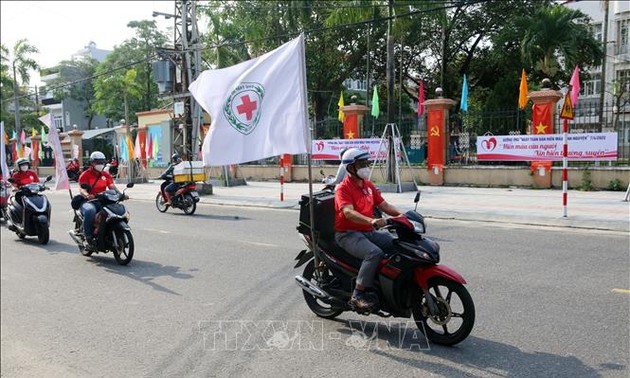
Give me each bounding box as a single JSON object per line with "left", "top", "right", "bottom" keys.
{"left": 155, "top": 181, "right": 199, "bottom": 215}
{"left": 294, "top": 191, "right": 475, "bottom": 346}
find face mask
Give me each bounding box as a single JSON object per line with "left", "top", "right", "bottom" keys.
{"left": 20, "top": 165, "right": 28, "bottom": 172}
{"left": 357, "top": 167, "right": 370, "bottom": 179}
{"left": 94, "top": 164, "right": 105, "bottom": 172}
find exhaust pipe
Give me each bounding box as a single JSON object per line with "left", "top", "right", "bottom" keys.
{"left": 68, "top": 230, "right": 83, "bottom": 246}
{"left": 295, "top": 275, "right": 327, "bottom": 298}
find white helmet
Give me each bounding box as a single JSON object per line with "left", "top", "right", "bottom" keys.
{"left": 90, "top": 151, "right": 106, "bottom": 163}
{"left": 341, "top": 148, "right": 370, "bottom": 167}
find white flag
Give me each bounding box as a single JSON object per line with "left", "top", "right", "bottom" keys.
{"left": 39, "top": 114, "right": 70, "bottom": 190}
{"left": 0, "top": 122, "right": 10, "bottom": 183}
{"left": 189, "top": 34, "right": 309, "bottom": 166}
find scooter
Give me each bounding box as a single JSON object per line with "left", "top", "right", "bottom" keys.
{"left": 294, "top": 191, "right": 475, "bottom": 346}
{"left": 155, "top": 181, "right": 199, "bottom": 215}
{"left": 6, "top": 176, "right": 53, "bottom": 244}
{"left": 68, "top": 183, "right": 135, "bottom": 265}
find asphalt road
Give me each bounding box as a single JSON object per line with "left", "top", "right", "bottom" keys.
{"left": 1, "top": 192, "right": 628, "bottom": 378}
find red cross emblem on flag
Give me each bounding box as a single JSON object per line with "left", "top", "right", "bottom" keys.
{"left": 223, "top": 83, "right": 265, "bottom": 135}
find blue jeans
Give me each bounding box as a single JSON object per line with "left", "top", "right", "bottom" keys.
{"left": 80, "top": 201, "right": 101, "bottom": 238}
{"left": 335, "top": 230, "right": 395, "bottom": 288}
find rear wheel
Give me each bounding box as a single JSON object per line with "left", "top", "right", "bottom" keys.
{"left": 301, "top": 260, "right": 343, "bottom": 319}
{"left": 112, "top": 228, "right": 134, "bottom": 265}
{"left": 155, "top": 193, "right": 168, "bottom": 213}
{"left": 182, "top": 193, "right": 196, "bottom": 215}
{"left": 412, "top": 277, "right": 475, "bottom": 346}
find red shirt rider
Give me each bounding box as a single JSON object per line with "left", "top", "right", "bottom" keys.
{"left": 12, "top": 169, "right": 39, "bottom": 188}
{"left": 78, "top": 167, "right": 114, "bottom": 195}
{"left": 334, "top": 175, "right": 385, "bottom": 232}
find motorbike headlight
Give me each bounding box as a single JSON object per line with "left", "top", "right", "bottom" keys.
{"left": 410, "top": 220, "right": 426, "bottom": 234}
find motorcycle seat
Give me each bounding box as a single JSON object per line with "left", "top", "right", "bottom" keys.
{"left": 318, "top": 234, "right": 363, "bottom": 270}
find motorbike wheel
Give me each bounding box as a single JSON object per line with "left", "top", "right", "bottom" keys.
{"left": 155, "top": 193, "right": 168, "bottom": 213}
{"left": 412, "top": 277, "right": 475, "bottom": 346}
{"left": 37, "top": 222, "right": 50, "bottom": 245}
{"left": 112, "top": 229, "right": 134, "bottom": 265}
{"left": 182, "top": 193, "right": 196, "bottom": 215}
{"left": 301, "top": 260, "right": 343, "bottom": 319}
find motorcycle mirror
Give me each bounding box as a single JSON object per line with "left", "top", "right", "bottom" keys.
{"left": 45, "top": 175, "right": 53, "bottom": 182}
{"left": 80, "top": 183, "right": 91, "bottom": 191}
{"left": 319, "top": 169, "right": 325, "bottom": 176}
{"left": 126, "top": 182, "right": 135, "bottom": 188}
{"left": 414, "top": 191, "right": 421, "bottom": 203}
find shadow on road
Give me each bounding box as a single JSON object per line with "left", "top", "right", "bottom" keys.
{"left": 334, "top": 318, "right": 609, "bottom": 377}
{"left": 89, "top": 257, "right": 195, "bottom": 296}
{"left": 178, "top": 213, "right": 248, "bottom": 221}
{"left": 8, "top": 237, "right": 80, "bottom": 255}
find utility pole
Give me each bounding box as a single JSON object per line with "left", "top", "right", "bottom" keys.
{"left": 599, "top": 0, "right": 609, "bottom": 130}
{"left": 154, "top": 0, "right": 202, "bottom": 161}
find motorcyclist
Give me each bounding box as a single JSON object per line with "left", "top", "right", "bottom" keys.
{"left": 66, "top": 158, "right": 80, "bottom": 181}
{"left": 11, "top": 158, "right": 39, "bottom": 205}
{"left": 159, "top": 153, "right": 183, "bottom": 206}
{"left": 78, "top": 151, "right": 126, "bottom": 246}
{"left": 334, "top": 148, "right": 402, "bottom": 310}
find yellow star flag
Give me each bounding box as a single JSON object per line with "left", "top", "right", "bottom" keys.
{"left": 337, "top": 91, "right": 345, "bottom": 122}
{"left": 518, "top": 69, "right": 529, "bottom": 109}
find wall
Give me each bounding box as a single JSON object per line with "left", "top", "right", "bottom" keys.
{"left": 40, "top": 165, "right": 629, "bottom": 190}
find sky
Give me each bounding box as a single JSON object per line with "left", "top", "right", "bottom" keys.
{"left": 1, "top": 1, "right": 180, "bottom": 86}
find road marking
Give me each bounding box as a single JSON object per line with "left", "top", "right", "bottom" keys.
{"left": 142, "top": 228, "right": 171, "bottom": 234}
{"left": 611, "top": 288, "right": 630, "bottom": 294}
{"left": 241, "top": 241, "right": 278, "bottom": 248}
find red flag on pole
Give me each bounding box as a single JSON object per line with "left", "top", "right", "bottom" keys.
{"left": 417, "top": 81, "right": 425, "bottom": 116}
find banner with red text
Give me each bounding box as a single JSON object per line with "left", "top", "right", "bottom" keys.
{"left": 312, "top": 138, "right": 390, "bottom": 161}
{"left": 477, "top": 133, "right": 618, "bottom": 161}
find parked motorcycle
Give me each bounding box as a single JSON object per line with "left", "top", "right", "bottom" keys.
{"left": 68, "top": 183, "right": 135, "bottom": 265}
{"left": 294, "top": 191, "right": 475, "bottom": 346}
{"left": 155, "top": 181, "right": 199, "bottom": 215}
{"left": 6, "top": 176, "right": 53, "bottom": 244}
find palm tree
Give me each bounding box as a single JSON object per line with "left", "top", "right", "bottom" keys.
{"left": 520, "top": 5, "right": 603, "bottom": 82}
{"left": 6, "top": 39, "right": 39, "bottom": 134}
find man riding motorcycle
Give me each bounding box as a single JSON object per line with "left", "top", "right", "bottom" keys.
{"left": 334, "top": 148, "right": 403, "bottom": 310}
{"left": 159, "top": 153, "right": 183, "bottom": 206}
{"left": 78, "top": 151, "right": 127, "bottom": 247}
{"left": 11, "top": 158, "right": 40, "bottom": 204}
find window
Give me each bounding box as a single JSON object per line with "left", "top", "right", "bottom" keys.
{"left": 580, "top": 73, "right": 601, "bottom": 97}
{"left": 53, "top": 116, "right": 63, "bottom": 131}
{"left": 615, "top": 69, "right": 630, "bottom": 96}
{"left": 617, "top": 19, "right": 630, "bottom": 55}
{"left": 591, "top": 23, "right": 602, "bottom": 42}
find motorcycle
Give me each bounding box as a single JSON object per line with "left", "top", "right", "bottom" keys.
{"left": 294, "top": 191, "right": 475, "bottom": 346}
{"left": 68, "top": 183, "right": 135, "bottom": 265}
{"left": 155, "top": 181, "right": 199, "bottom": 215}
{"left": 0, "top": 180, "right": 9, "bottom": 222}
{"left": 6, "top": 176, "right": 53, "bottom": 244}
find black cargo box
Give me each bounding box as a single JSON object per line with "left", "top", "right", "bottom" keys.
{"left": 298, "top": 190, "right": 335, "bottom": 237}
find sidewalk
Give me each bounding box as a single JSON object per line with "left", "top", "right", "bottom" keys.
{"left": 111, "top": 180, "right": 629, "bottom": 233}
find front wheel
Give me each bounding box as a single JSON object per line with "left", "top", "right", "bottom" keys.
{"left": 412, "top": 277, "right": 475, "bottom": 346}
{"left": 182, "top": 193, "right": 196, "bottom": 215}
{"left": 37, "top": 222, "right": 50, "bottom": 245}
{"left": 301, "top": 260, "right": 343, "bottom": 319}
{"left": 155, "top": 193, "right": 168, "bottom": 213}
{"left": 112, "top": 228, "right": 134, "bottom": 265}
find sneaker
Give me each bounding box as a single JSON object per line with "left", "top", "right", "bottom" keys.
{"left": 349, "top": 291, "right": 377, "bottom": 310}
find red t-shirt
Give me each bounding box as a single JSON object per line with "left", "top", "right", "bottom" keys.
{"left": 334, "top": 176, "right": 384, "bottom": 232}
{"left": 79, "top": 168, "right": 114, "bottom": 195}
{"left": 12, "top": 170, "right": 39, "bottom": 187}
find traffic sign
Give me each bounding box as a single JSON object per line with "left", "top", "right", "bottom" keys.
{"left": 560, "top": 93, "right": 574, "bottom": 120}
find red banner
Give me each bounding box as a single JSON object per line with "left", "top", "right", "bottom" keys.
{"left": 427, "top": 109, "right": 444, "bottom": 169}
{"left": 531, "top": 102, "right": 553, "bottom": 173}
{"left": 137, "top": 128, "right": 147, "bottom": 168}
{"left": 532, "top": 103, "right": 553, "bottom": 135}
{"left": 343, "top": 113, "right": 359, "bottom": 139}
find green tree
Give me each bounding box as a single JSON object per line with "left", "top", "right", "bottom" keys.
{"left": 519, "top": 5, "right": 603, "bottom": 83}
{"left": 93, "top": 66, "right": 143, "bottom": 123}
{"left": 4, "top": 39, "right": 39, "bottom": 134}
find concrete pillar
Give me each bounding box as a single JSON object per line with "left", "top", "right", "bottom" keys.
{"left": 528, "top": 86, "right": 562, "bottom": 189}
{"left": 67, "top": 129, "right": 84, "bottom": 166}
{"left": 423, "top": 95, "right": 456, "bottom": 186}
